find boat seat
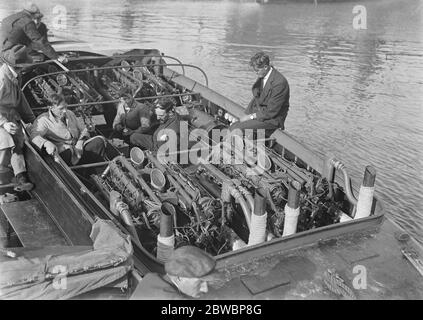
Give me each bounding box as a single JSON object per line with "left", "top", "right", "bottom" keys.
{"left": 0, "top": 199, "right": 69, "bottom": 247}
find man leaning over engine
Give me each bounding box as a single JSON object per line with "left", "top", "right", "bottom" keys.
{"left": 29, "top": 93, "right": 106, "bottom": 166}
{"left": 0, "top": 2, "right": 67, "bottom": 64}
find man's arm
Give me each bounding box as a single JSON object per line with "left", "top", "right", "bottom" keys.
{"left": 256, "top": 80, "right": 289, "bottom": 121}
{"left": 23, "top": 21, "right": 58, "bottom": 60}
{"left": 17, "top": 93, "right": 35, "bottom": 124}
{"left": 70, "top": 111, "right": 89, "bottom": 141}
{"left": 133, "top": 116, "right": 152, "bottom": 134}
{"left": 29, "top": 116, "right": 49, "bottom": 149}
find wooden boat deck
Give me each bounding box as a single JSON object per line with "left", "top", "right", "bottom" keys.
{"left": 0, "top": 199, "right": 68, "bottom": 247}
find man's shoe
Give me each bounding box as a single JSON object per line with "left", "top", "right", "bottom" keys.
{"left": 14, "top": 172, "right": 34, "bottom": 192}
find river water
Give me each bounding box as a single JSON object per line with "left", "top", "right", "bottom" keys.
{"left": 1, "top": 0, "right": 422, "bottom": 244}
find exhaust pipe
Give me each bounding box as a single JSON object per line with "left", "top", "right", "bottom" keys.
{"left": 248, "top": 189, "right": 267, "bottom": 246}
{"left": 109, "top": 190, "right": 141, "bottom": 246}
{"left": 156, "top": 202, "right": 175, "bottom": 263}
{"left": 283, "top": 181, "right": 301, "bottom": 236}
{"left": 354, "top": 166, "right": 376, "bottom": 219}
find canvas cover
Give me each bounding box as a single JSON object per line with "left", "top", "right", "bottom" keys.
{"left": 0, "top": 219, "right": 133, "bottom": 299}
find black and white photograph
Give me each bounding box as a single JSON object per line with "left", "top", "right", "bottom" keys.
{"left": 0, "top": 0, "right": 422, "bottom": 304}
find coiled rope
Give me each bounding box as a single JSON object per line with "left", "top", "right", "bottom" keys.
{"left": 323, "top": 269, "right": 357, "bottom": 300}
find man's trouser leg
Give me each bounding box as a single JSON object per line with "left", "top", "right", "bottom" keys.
{"left": 229, "top": 119, "right": 278, "bottom": 138}
{"left": 0, "top": 127, "right": 26, "bottom": 176}
{"left": 79, "top": 136, "right": 107, "bottom": 164}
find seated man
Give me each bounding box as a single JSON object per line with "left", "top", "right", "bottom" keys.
{"left": 129, "top": 96, "right": 180, "bottom": 152}
{"left": 112, "top": 89, "right": 157, "bottom": 141}
{"left": 229, "top": 51, "right": 290, "bottom": 139}
{"left": 29, "top": 93, "right": 106, "bottom": 166}
{"left": 130, "top": 245, "right": 223, "bottom": 300}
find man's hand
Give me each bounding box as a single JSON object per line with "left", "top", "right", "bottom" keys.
{"left": 122, "top": 128, "right": 133, "bottom": 136}
{"left": 114, "top": 123, "right": 124, "bottom": 132}
{"left": 44, "top": 141, "right": 57, "bottom": 155}
{"left": 3, "top": 122, "right": 18, "bottom": 135}
{"left": 57, "top": 55, "right": 68, "bottom": 64}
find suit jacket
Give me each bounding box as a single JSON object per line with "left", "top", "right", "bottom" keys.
{"left": 246, "top": 67, "right": 290, "bottom": 129}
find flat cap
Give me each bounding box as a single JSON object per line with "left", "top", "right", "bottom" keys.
{"left": 23, "top": 2, "right": 43, "bottom": 18}
{"left": 165, "top": 246, "right": 217, "bottom": 279}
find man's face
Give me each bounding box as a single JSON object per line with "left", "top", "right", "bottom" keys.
{"left": 34, "top": 18, "right": 41, "bottom": 27}
{"left": 253, "top": 65, "right": 269, "bottom": 78}
{"left": 178, "top": 277, "right": 208, "bottom": 298}
{"left": 51, "top": 102, "right": 67, "bottom": 120}
{"left": 155, "top": 107, "right": 169, "bottom": 123}
{"left": 119, "top": 96, "right": 132, "bottom": 112}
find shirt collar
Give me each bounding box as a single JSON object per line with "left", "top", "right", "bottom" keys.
{"left": 48, "top": 109, "right": 66, "bottom": 123}
{"left": 263, "top": 67, "right": 273, "bottom": 84}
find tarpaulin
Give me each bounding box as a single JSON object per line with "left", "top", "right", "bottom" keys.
{"left": 0, "top": 219, "right": 133, "bottom": 299}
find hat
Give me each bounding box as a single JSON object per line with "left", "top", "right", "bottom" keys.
{"left": 23, "top": 2, "right": 43, "bottom": 18}
{"left": 1, "top": 45, "right": 31, "bottom": 66}
{"left": 165, "top": 246, "right": 220, "bottom": 280}
{"left": 155, "top": 97, "right": 175, "bottom": 112}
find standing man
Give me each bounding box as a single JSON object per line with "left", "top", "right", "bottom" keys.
{"left": 0, "top": 45, "right": 35, "bottom": 191}
{"left": 0, "top": 2, "right": 67, "bottom": 63}
{"left": 230, "top": 51, "right": 290, "bottom": 138}
{"left": 130, "top": 245, "right": 223, "bottom": 300}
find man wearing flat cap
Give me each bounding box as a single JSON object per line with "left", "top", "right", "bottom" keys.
{"left": 0, "top": 1, "right": 67, "bottom": 63}
{"left": 0, "top": 45, "right": 35, "bottom": 191}
{"left": 130, "top": 245, "right": 222, "bottom": 299}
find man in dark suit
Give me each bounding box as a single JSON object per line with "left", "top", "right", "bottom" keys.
{"left": 230, "top": 52, "right": 290, "bottom": 138}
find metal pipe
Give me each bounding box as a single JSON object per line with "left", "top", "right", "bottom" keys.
{"left": 30, "top": 92, "right": 200, "bottom": 112}
{"left": 248, "top": 190, "right": 267, "bottom": 246}
{"left": 354, "top": 166, "right": 376, "bottom": 219}
{"left": 22, "top": 63, "right": 208, "bottom": 91}
{"left": 145, "top": 151, "right": 193, "bottom": 208}
{"left": 70, "top": 161, "right": 110, "bottom": 170}
{"left": 237, "top": 185, "right": 255, "bottom": 215}
{"left": 109, "top": 190, "right": 141, "bottom": 246}
{"left": 331, "top": 159, "right": 358, "bottom": 206}
{"left": 160, "top": 202, "right": 174, "bottom": 237}
{"left": 157, "top": 202, "right": 175, "bottom": 263}
{"left": 196, "top": 175, "right": 221, "bottom": 198}
{"left": 283, "top": 181, "right": 301, "bottom": 236}
{"left": 118, "top": 156, "right": 161, "bottom": 204}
